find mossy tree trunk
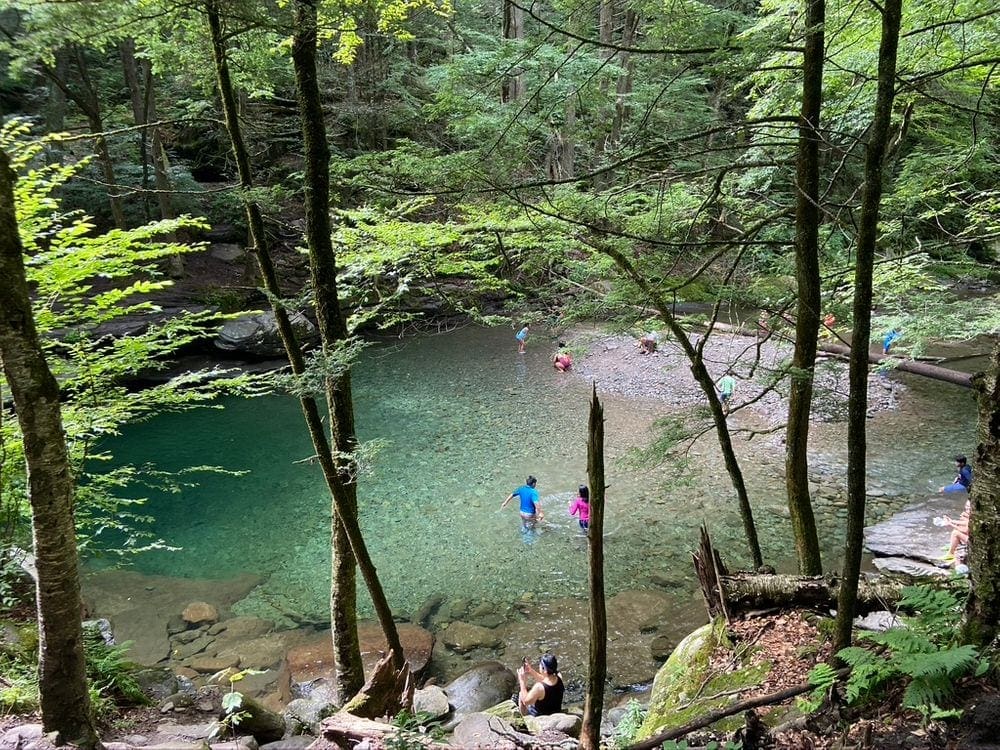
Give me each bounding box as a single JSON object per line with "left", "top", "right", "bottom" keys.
{"left": 833, "top": 0, "right": 903, "bottom": 654}
{"left": 207, "top": 0, "right": 369, "bottom": 700}
{"left": 0, "top": 150, "right": 98, "bottom": 748}
{"left": 291, "top": 0, "right": 404, "bottom": 675}
{"left": 581, "top": 386, "right": 607, "bottom": 750}
{"left": 964, "top": 341, "right": 1000, "bottom": 646}
{"left": 785, "top": 0, "right": 825, "bottom": 576}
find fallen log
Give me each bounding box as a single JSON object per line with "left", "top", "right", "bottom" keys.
{"left": 704, "top": 321, "right": 973, "bottom": 388}
{"left": 694, "top": 526, "right": 905, "bottom": 618}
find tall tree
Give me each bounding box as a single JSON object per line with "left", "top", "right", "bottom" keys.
{"left": 834, "top": 0, "right": 904, "bottom": 654}
{"left": 964, "top": 341, "right": 1000, "bottom": 646}
{"left": 291, "top": 0, "right": 406, "bottom": 682}
{"left": 784, "top": 0, "right": 825, "bottom": 576}
{"left": 0, "top": 149, "right": 97, "bottom": 748}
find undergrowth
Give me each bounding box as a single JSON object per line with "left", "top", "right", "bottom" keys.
{"left": 804, "top": 582, "right": 986, "bottom": 722}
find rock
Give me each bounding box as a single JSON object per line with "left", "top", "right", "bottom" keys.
{"left": 215, "top": 634, "right": 289, "bottom": 671}
{"left": 183, "top": 602, "right": 219, "bottom": 626}
{"left": 188, "top": 654, "right": 241, "bottom": 673}
{"left": 961, "top": 694, "right": 1000, "bottom": 745}
{"left": 440, "top": 621, "right": 501, "bottom": 653}
{"left": 260, "top": 738, "right": 315, "bottom": 750}
{"left": 83, "top": 618, "right": 115, "bottom": 645}
{"left": 172, "top": 634, "right": 216, "bottom": 661}
{"left": 650, "top": 635, "right": 675, "bottom": 661}
{"left": 865, "top": 496, "right": 968, "bottom": 564}
{"left": 451, "top": 713, "right": 520, "bottom": 749}
{"left": 854, "top": 611, "right": 903, "bottom": 632}
{"left": 215, "top": 312, "right": 317, "bottom": 358}
{"left": 444, "top": 661, "right": 517, "bottom": 716}
{"left": 284, "top": 692, "right": 338, "bottom": 736}
{"left": 524, "top": 712, "right": 582, "bottom": 738}
{"left": 0, "top": 723, "right": 43, "bottom": 750}
{"left": 214, "top": 617, "right": 274, "bottom": 639}
{"left": 133, "top": 667, "right": 180, "bottom": 702}
{"left": 235, "top": 665, "right": 292, "bottom": 703}
{"left": 871, "top": 556, "right": 950, "bottom": 580}
{"left": 210, "top": 739, "right": 257, "bottom": 750}
{"left": 237, "top": 695, "right": 286, "bottom": 744}
{"left": 413, "top": 685, "right": 451, "bottom": 720}
{"left": 167, "top": 615, "right": 189, "bottom": 636}
{"left": 414, "top": 594, "right": 445, "bottom": 627}
{"left": 174, "top": 627, "right": 207, "bottom": 645}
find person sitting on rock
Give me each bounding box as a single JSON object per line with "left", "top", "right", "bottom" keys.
{"left": 516, "top": 653, "right": 564, "bottom": 716}
{"left": 941, "top": 499, "right": 971, "bottom": 564}
{"left": 939, "top": 455, "right": 972, "bottom": 493}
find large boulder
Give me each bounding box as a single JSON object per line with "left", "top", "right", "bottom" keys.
{"left": 444, "top": 661, "right": 517, "bottom": 716}
{"left": 182, "top": 602, "right": 219, "bottom": 627}
{"left": 215, "top": 312, "right": 317, "bottom": 357}
{"left": 413, "top": 685, "right": 451, "bottom": 720}
{"left": 525, "top": 712, "right": 581, "bottom": 738}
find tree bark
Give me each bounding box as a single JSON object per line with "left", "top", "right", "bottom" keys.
{"left": 0, "top": 150, "right": 98, "bottom": 748}
{"left": 580, "top": 387, "right": 607, "bottom": 750}
{"left": 964, "top": 341, "right": 1000, "bottom": 646}
{"left": 501, "top": 0, "right": 525, "bottom": 102}
{"left": 205, "top": 0, "right": 376, "bottom": 701}
{"left": 43, "top": 47, "right": 127, "bottom": 229}
{"left": 785, "top": 0, "right": 826, "bottom": 576}
{"left": 834, "top": 0, "right": 903, "bottom": 654}
{"left": 292, "top": 0, "right": 404, "bottom": 679}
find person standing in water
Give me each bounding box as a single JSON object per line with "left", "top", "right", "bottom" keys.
{"left": 515, "top": 323, "right": 530, "bottom": 353}
{"left": 501, "top": 475, "right": 543, "bottom": 529}
{"left": 882, "top": 328, "right": 901, "bottom": 355}
{"left": 568, "top": 485, "right": 590, "bottom": 532}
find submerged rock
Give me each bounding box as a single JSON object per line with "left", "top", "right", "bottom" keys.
{"left": 440, "top": 621, "right": 501, "bottom": 653}
{"left": 215, "top": 312, "right": 317, "bottom": 357}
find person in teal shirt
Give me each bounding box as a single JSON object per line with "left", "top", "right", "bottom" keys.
{"left": 501, "top": 476, "right": 542, "bottom": 529}
{"left": 717, "top": 371, "right": 737, "bottom": 415}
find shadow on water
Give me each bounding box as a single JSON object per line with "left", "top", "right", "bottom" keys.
{"left": 91, "top": 325, "right": 979, "bottom": 626}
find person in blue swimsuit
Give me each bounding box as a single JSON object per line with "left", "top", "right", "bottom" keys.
{"left": 939, "top": 455, "right": 972, "bottom": 493}
{"left": 501, "top": 475, "right": 543, "bottom": 529}
{"left": 882, "top": 328, "right": 901, "bottom": 355}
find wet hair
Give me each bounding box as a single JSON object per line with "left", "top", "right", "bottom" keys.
{"left": 557, "top": 341, "right": 566, "bottom": 348}
{"left": 578, "top": 486, "right": 589, "bottom": 500}
{"left": 955, "top": 455, "right": 967, "bottom": 465}
{"left": 540, "top": 653, "right": 558, "bottom": 674}
{"left": 527, "top": 476, "right": 537, "bottom": 487}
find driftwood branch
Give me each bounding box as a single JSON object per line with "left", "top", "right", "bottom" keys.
{"left": 318, "top": 711, "right": 450, "bottom": 749}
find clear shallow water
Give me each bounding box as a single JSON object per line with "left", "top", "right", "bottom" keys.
{"left": 95, "top": 325, "right": 978, "bottom": 622}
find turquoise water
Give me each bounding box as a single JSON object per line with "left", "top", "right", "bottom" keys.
{"left": 96, "top": 325, "right": 978, "bottom": 622}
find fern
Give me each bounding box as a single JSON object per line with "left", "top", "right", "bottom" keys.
{"left": 834, "top": 583, "right": 979, "bottom": 722}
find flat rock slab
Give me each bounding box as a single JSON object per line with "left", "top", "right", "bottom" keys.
{"left": 872, "top": 556, "right": 950, "bottom": 580}
{"left": 864, "top": 495, "right": 967, "bottom": 564}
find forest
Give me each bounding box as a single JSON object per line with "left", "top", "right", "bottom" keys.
{"left": 1, "top": 0, "right": 999, "bottom": 747}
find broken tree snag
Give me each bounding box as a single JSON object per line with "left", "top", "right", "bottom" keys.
{"left": 339, "top": 650, "right": 414, "bottom": 720}
{"left": 693, "top": 525, "right": 730, "bottom": 619}
{"left": 317, "top": 712, "right": 451, "bottom": 750}
{"left": 712, "top": 573, "right": 905, "bottom": 616}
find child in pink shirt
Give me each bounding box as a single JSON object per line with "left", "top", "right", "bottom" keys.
{"left": 569, "top": 486, "right": 590, "bottom": 532}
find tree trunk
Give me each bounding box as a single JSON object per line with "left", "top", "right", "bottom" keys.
{"left": 608, "top": 10, "right": 639, "bottom": 148}
{"left": 120, "top": 39, "right": 182, "bottom": 273}
{"left": 501, "top": 0, "right": 524, "bottom": 102}
{"left": 0, "top": 150, "right": 98, "bottom": 748}
{"left": 580, "top": 387, "right": 607, "bottom": 750}
{"left": 44, "top": 50, "right": 69, "bottom": 138}
{"left": 292, "top": 0, "right": 404, "bottom": 676}
{"left": 601, "top": 245, "right": 763, "bottom": 569}
{"left": 834, "top": 0, "right": 903, "bottom": 654}
{"left": 785, "top": 0, "right": 826, "bottom": 576}
{"left": 964, "top": 341, "right": 1000, "bottom": 646}
{"left": 208, "top": 0, "right": 401, "bottom": 700}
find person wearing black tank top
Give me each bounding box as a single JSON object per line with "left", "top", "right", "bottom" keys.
{"left": 516, "top": 652, "right": 564, "bottom": 716}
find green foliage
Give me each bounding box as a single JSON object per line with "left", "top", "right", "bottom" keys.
{"left": 385, "top": 709, "right": 445, "bottom": 750}
{"left": 610, "top": 699, "right": 647, "bottom": 749}
{"left": 806, "top": 584, "right": 984, "bottom": 722}
{"left": 82, "top": 627, "right": 148, "bottom": 707}
{"left": 0, "top": 120, "right": 266, "bottom": 560}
